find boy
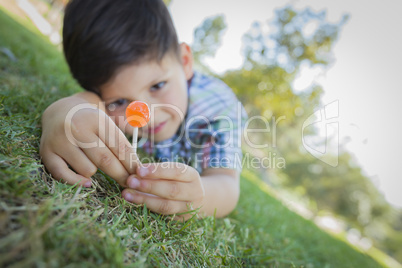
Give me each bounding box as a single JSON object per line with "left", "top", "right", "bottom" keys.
{"left": 40, "top": 0, "right": 247, "bottom": 219}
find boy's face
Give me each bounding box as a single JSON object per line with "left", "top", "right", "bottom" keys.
{"left": 100, "top": 43, "right": 193, "bottom": 142}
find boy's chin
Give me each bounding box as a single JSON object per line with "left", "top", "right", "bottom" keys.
{"left": 125, "top": 123, "right": 181, "bottom": 143}
{"left": 133, "top": 129, "right": 177, "bottom": 144}
{"left": 152, "top": 130, "right": 177, "bottom": 143}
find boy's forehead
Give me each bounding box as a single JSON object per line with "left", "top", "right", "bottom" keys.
{"left": 119, "top": 54, "right": 178, "bottom": 83}
{"left": 100, "top": 53, "right": 181, "bottom": 97}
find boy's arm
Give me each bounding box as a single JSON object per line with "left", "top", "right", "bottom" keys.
{"left": 68, "top": 91, "right": 106, "bottom": 108}
{"left": 40, "top": 91, "right": 137, "bottom": 187}
{"left": 199, "top": 168, "right": 240, "bottom": 218}
{"left": 122, "top": 164, "right": 240, "bottom": 219}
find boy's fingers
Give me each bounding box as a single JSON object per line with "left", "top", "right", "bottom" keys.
{"left": 58, "top": 146, "right": 98, "bottom": 179}
{"left": 137, "top": 162, "right": 197, "bottom": 182}
{"left": 126, "top": 176, "right": 198, "bottom": 201}
{"left": 97, "top": 121, "right": 138, "bottom": 174}
{"left": 42, "top": 152, "right": 92, "bottom": 187}
{"left": 81, "top": 137, "right": 129, "bottom": 187}
{"left": 122, "top": 189, "right": 194, "bottom": 215}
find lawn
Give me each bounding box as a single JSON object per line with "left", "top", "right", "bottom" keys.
{"left": 0, "top": 7, "right": 386, "bottom": 267}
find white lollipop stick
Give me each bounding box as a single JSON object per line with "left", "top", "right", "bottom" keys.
{"left": 132, "top": 127, "right": 138, "bottom": 153}
{"left": 126, "top": 101, "right": 150, "bottom": 155}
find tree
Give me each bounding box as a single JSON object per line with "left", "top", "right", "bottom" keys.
{"left": 219, "top": 5, "right": 401, "bottom": 261}
{"left": 191, "top": 15, "right": 227, "bottom": 74}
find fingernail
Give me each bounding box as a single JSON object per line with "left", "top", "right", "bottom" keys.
{"left": 138, "top": 166, "right": 149, "bottom": 177}
{"left": 84, "top": 181, "right": 92, "bottom": 188}
{"left": 124, "top": 192, "right": 134, "bottom": 202}
{"left": 128, "top": 177, "right": 140, "bottom": 189}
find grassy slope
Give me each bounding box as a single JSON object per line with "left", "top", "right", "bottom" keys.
{"left": 0, "top": 8, "right": 385, "bottom": 267}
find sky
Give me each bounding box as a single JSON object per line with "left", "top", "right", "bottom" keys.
{"left": 169, "top": 0, "right": 402, "bottom": 207}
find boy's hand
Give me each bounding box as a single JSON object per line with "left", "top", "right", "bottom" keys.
{"left": 122, "top": 163, "right": 205, "bottom": 219}
{"left": 40, "top": 92, "right": 137, "bottom": 187}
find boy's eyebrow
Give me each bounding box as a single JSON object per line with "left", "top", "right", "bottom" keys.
{"left": 147, "top": 76, "right": 162, "bottom": 87}
{"left": 145, "top": 69, "right": 169, "bottom": 87}
{"left": 100, "top": 61, "right": 173, "bottom": 102}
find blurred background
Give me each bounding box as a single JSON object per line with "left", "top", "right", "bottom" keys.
{"left": 2, "top": 0, "right": 401, "bottom": 263}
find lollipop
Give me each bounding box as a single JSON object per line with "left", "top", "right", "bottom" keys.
{"left": 125, "top": 101, "right": 150, "bottom": 153}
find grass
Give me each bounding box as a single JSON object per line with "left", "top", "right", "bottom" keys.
{"left": 0, "top": 7, "right": 388, "bottom": 267}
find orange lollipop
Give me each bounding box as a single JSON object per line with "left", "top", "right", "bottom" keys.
{"left": 126, "top": 101, "right": 150, "bottom": 128}
{"left": 125, "top": 101, "right": 150, "bottom": 152}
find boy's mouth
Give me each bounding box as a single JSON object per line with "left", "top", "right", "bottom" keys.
{"left": 146, "top": 121, "right": 167, "bottom": 134}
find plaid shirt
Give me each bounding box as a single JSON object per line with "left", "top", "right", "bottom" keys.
{"left": 140, "top": 71, "right": 248, "bottom": 173}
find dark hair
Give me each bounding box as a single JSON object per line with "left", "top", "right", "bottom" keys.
{"left": 63, "top": 0, "right": 180, "bottom": 93}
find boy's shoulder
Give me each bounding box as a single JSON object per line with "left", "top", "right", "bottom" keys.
{"left": 189, "top": 71, "right": 234, "bottom": 98}
{"left": 187, "top": 71, "right": 241, "bottom": 120}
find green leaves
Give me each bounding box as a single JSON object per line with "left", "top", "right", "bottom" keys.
{"left": 192, "top": 15, "right": 227, "bottom": 74}
{"left": 243, "top": 6, "right": 349, "bottom": 69}
{"left": 221, "top": 5, "right": 401, "bottom": 262}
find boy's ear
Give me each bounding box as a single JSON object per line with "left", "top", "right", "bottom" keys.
{"left": 180, "top": 43, "right": 194, "bottom": 80}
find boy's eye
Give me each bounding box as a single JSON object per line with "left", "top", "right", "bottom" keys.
{"left": 150, "top": 81, "right": 166, "bottom": 92}
{"left": 107, "top": 99, "right": 128, "bottom": 111}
